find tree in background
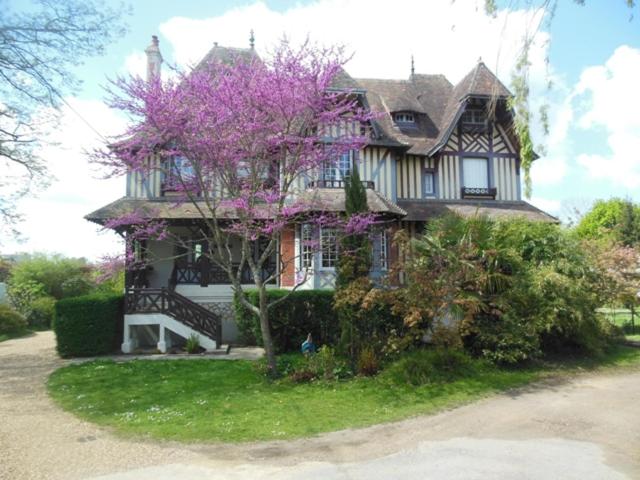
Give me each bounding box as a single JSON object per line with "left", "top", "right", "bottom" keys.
{"left": 7, "top": 254, "right": 95, "bottom": 328}
{"left": 575, "top": 198, "right": 640, "bottom": 246}
{"left": 0, "top": 0, "right": 129, "bottom": 238}
{"left": 95, "top": 41, "right": 375, "bottom": 374}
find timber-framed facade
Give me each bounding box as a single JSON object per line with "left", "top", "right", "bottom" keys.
{"left": 86, "top": 36, "right": 555, "bottom": 349}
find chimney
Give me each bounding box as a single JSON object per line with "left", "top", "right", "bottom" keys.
{"left": 144, "top": 35, "right": 163, "bottom": 81}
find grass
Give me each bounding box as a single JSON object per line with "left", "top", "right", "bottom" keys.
{"left": 598, "top": 308, "right": 639, "bottom": 341}
{"left": 47, "top": 346, "right": 640, "bottom": 443}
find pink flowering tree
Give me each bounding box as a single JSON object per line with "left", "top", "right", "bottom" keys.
{"left": 95, "top": 41, "right": 376, "bottom": 372}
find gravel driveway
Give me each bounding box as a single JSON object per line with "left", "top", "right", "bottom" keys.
{"left": 1, "top": 331, "right": 639, "bottom": 480}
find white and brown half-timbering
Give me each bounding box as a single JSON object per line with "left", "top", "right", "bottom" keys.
{"left": 86, "top": 38, "right": 556, "bottom": 347}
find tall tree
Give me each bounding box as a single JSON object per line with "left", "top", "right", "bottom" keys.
{"left": 335, "top": 165, "right": 371, "bottom": 288}
{"left": 96, "top": 41, "right": 374, "bottom": 374}
{"left": 0, "top": 0, "right": 129, "bottom": 238}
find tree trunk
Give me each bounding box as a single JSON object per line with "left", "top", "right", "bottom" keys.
{"left": 258, "top": 286, "right": 277, "bottom": 376}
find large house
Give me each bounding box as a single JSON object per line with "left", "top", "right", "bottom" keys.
{"left": 87, "top": 36, "right": 555, "bottom": 353}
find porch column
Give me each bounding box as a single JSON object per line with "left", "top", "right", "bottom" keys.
{"left": 157, "top": 324, "right": 167, "bottom": 353}
{"left": 121, "top": 319, "right": 134, "bottom": 353}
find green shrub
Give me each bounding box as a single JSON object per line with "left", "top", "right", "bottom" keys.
{"left": 53, "top": 293, "right": 123, "bottom": 357}
{"left": 26, "top": 296, "right": 56, "bottom": 329}
{"left": 0, "top": 304, "right": 28, "bottom": 335}
{"left": 234, "top": 289, "right": 338, "bottom": 353}
{"left": 384, "top": 348, "right": 476, "bottom": 386}
{"left": 357, "top": 346, "right": 379, "bottom": 376}
{"left": 185, "top": 334, "right": 201, "bottom": 354}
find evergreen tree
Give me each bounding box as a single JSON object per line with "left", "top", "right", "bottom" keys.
{"left": 335, "top": 165, "right": 371, "bottom": 288}
{"left": 619, "top": 200, "right": 639, "bottom": 246}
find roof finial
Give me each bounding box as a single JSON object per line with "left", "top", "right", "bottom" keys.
{"left": 249, "top": 29, "right": 255, "bottom": 49}
{"left": 410, "top": 54, "right": 415, "bottom": 77}
{"left": 477, "top": 56, "right": 483, "bottom": 64}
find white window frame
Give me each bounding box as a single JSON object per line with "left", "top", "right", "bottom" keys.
{"left": 322, "top": 152, "right": 352, "bottom": 182}
{"left": 462, "top": 157, "right": 490, "bottom": 189}
{"left": 300, "top": 224, "right": 314, "bottom": 270}
{"left": 320, "top": 227, "right": 338, "bottom": 270}
{"left": 378, "top": 231, "right": 388, "bottom": 271}
{"left": 424, "top": 170, "right": 435, "bottom": 197}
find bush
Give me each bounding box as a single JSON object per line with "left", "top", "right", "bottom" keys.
{"left": 357, "top": 346, "right": 379, "bottom": 376}
{"left": 384, "top": 348, "right": 476, "bottom": 386}
{"left": 234, "top": 289, "right": 338, "bottom": 353}
{"left": 0, "top": 304, "right": 28, "bottom": 335}
{"left": 185, "top": 334, "right": 201, "bottom": 354}
{"left": 53, "top": 293, "right": 123, "bottom": 357}
{"left": 26, "top": 296, "right": 56, "bottom": 329}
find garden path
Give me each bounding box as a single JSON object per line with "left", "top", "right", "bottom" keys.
{"left": 1, "top": 331, "right": 639, "bottom": 479}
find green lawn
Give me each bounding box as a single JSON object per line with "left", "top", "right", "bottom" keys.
{"left": 47, "top": 346, "right": 640, "bottom": 443}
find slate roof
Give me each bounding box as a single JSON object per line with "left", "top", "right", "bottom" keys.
{"left": 397, "top": 199, "right": 558, "bottom": 223}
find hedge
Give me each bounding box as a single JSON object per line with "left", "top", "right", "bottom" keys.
{"left": 234, "top": 289, "right": 339, "bottom": 353}
{"left": 53, "top": 293, "right": 123, "bottom": 357}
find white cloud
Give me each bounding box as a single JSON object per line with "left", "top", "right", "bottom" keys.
{"left": 123, "top": 50, "right": 147, "bottom": 78}
{"left": 573, "top": 45, "right": 640, "bottom": 188}
{"left": 3, "top": 98, "right": 126, "bottom": 259}
{"left": 158, "top": 0, "right": 549, "bottom": 84}
{"left": 530, "top": 196, "right": 561, "bottom": 214}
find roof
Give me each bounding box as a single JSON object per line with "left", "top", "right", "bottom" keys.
{"left": 85, "top": 190, "right": 407, "bottom": 227}
{"left": 298, "top": 188, "right": 407, "bottom": 217}
{"left": 187, "top": 45, "right": 515, "bottom": 157}
{"left": 194, "top": 44, "right": 259, "bottom": 71}
{"left": 354, "top": 62, "right": 513, "bottom": 156}
{"left": 396, "top": 199, "right": 558, "bottom": 223}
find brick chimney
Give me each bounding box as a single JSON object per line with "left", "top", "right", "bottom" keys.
{"left": 144, "top": 35, "right": 163, "bottom": 81}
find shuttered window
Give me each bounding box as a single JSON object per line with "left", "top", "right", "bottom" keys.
{"left": 462, "top": 158, "right": 489, "bottom": 189}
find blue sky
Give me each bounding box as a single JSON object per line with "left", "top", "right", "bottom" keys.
{"left": 3, "top": 0, "right": 640, "bottom": 259}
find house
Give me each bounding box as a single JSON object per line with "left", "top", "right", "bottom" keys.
{"left": 86, "top": 36, "right": 555, "bottom": 353}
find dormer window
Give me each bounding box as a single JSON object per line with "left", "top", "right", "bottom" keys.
{"left": 394, "top": 112, "right": 415, "bottom": 124}
{"left": 461, "top": 108, "right": 487, "bottom": 126}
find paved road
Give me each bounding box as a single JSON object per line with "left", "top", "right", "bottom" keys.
{"left": 1, "top": 332, "right": 639, "bottom": 480}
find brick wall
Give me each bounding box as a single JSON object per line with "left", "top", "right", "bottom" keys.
{"left": 280, "top": 225, "right": 296, "bottom": 287}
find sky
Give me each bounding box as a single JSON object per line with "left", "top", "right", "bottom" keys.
{"left": 2, "top": 0, "right": 640, "bottom": 260}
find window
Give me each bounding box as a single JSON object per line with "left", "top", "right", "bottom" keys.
{"left": 322, "top": 152, "right": 352, "bottom": 181}
{"left": 320, "top": 227, "right": 338, "bottom": 269}
{"left": 300, "top": 224, "right": 313, "bottom": 269}
{"left": 163, "top": 156, "right": 195, "bottom": 193}
{"left": 424, "top": 171, "right": 435, "bottom": 196}
{"left": 461, "top": 108, "right": 487, "bottom": 126}
{"left": 394, "top": 112, "right": 415, "bottom": 124}
{"left": 378, "top": 231, "right": 388, "bottom": 270}
{"left": 170, "top": 156, "right": 194, "bottom": 179}
{"left": 463, "top": 157, "right": 489, "bottom": 189}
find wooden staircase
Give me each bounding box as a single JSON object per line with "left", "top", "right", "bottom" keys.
{"left": 124, "top": 288, "right": 222, "bottom": 348}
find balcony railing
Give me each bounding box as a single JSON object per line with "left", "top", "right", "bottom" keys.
{"left": 170, "top": 261, "right": 277, "bottom": 287}
{"left": 307, "top": 179, "right": 375, "bottom": 189}
{"left": 461, "top": 187, "right": 497, "bottom": 199}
